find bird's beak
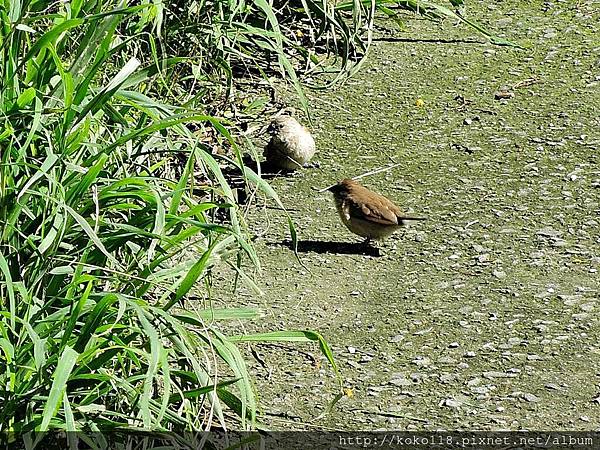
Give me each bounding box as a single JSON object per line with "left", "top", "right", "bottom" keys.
{"left": 267, "top": 121, "right": 280, "bottom": 135}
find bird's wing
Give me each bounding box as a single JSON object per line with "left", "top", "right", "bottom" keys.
{"left": 346, "top": 196, "right": 399, "bottom": 226}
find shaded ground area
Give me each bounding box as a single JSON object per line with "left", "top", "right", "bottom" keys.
{"left": 217, "top": 0, "right": 599, "bottom": 429}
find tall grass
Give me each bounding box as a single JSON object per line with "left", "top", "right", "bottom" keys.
{"left": 156, "top": 0, "right": 516, "bottom": 116}
{"left": 0, "top": 0, "right": 337, "bottom": 437}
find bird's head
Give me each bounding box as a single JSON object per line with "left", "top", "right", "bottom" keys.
{"left": 327, "top": 179, "right": 355, "bottom": 196}
{"left": 327, "top": 183, "right": 342, "bottom": 194}
{"left": 267, "top": 115, "right": 294, "bottom": 135}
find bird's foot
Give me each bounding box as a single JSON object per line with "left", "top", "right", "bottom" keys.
{"left": 302, "top": 161, "right": 320, "bottom": 169}
{"left": 360, "top": 238, "right": 381, "bottom": 257}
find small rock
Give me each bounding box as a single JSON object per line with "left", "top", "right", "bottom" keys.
{"left": 573, "top": 313, "right": 590, "bottom": 320}
{"left": 493, "top": 270, "right": 506, "bottom": 279}
{"left": 472, "top": 244, "right": 486, "bottom": 253}
{"left": 559, "top": 294, "right": 582, "bottom": 306}
{"left": 414, "top": 327, "right": 433, "bottom": 335}
{"left": 389, "top": 374, "right": 411, "bottom": 387}
{"left": 437, "top": 356, "right": 456, "bottom": 364}
{"left": 471, "top": 386, "right": 489, "bottom": 395}
{"left": 439, "top": 373, "right": 455, "bottom": 383}
{"left": 536, "top": 228, "right": 562, "bottom": 238}
{"left": 467, "top": 377, "right": 482, "bottom": 386}
{"left": 412, "top": 356, "right": 431, "bottom": 367}
{"left": 441, "top": 398, "right": 463, "bottom": 408}
{"left": 347, "top": 360, "right": 362, "bottom": 369}
{"left": 523, "top": 392, "right": 540, "bottom": 403}
{"left": 483, "top": 371, "right": 512, "bottom": 379}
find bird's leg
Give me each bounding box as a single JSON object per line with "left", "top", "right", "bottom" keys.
{"left": 360, "top": 237, "right": 383, "bottom": 257}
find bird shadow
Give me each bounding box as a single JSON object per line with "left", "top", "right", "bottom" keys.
{"left": 277, "top": 239, "right": 382, "bottom": 257}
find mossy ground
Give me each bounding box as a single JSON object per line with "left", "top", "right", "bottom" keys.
{"left": 216, "top": 0, "right": 599, "bottom": 429}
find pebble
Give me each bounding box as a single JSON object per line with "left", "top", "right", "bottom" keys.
{"left": 493, "top": 270, "right": 507, "bottom": 279}
{"left": 523, "top": 393, "right": 540, "bottom": 403}
{"left": 441, "top": 398, "right": 463, "bottom": 408}
{"left": 483, "top": 371, "right": 513, "bottom": 379}
{"left": 389, "top": 374, "right": 411, "bottom": 387}
{"left": 473, "top": 244, "right": 486, "bottom": 253}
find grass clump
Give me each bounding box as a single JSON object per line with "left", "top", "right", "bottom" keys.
{"left": 0, "top": 0, "right": 312, "bottom": 435}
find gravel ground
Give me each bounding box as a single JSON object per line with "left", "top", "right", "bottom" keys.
{"left": 215, "top": 0, "right": 600, "bottom": 430}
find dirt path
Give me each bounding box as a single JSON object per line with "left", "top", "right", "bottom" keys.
{"left": 218, "top": 0, "right": 599, "bottom": 430}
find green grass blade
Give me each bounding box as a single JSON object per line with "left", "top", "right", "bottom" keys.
{"left": 0, "top": 253, "right": 16, "bottom": 330}
{"left": 39, "top": 346, "right": 79, "bottom": 431}
{"left": 230, "top": 330, "right": 341, "bottom": 388}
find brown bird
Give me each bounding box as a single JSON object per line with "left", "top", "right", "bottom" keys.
{"left": 328, "top": 178, "right": 426, "bottom": 245}
{"left": 264, "top": 115, "right": 316, "bottom": 170}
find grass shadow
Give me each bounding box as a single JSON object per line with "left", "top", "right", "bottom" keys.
{"left": 372, "top": 37, "right": 483, "bottom": 45}
{"left": 278, "top": 239, "right": 382, "bottom": 257}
